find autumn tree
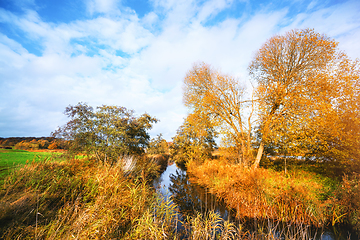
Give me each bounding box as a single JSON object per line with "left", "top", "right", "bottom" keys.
{"left": 171, "top": 112, "right": 217, "bottom": 166}
{"left": 147, "top": 133, "right": 169, "bottom": 155}
{"left": 37, "top": 139, "right": 50, "bottom": 149}
{"left": 52, "top": 102, "right": 158, "bottom": 163}
{"left": 48, "top": 141, "right": 58, "bottom": 150}
{"left": 14, "top": 139, "right": 41, "bottom": 150}
{"left": 249, "top": 28, "right": 360, "bottom": 168}
{"left": 183, "top": 63, "right": 254, "bottom": 165}
{"left": 309, "top": 54, "right": 360, "bottom": 170}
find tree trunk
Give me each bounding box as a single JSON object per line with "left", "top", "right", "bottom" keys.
{"left": 253, "top": 141, "right": 264, "bottom": 169}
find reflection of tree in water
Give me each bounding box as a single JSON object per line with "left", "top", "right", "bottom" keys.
{"left": 169, "top": 169, "right": 229, "bottom": 219}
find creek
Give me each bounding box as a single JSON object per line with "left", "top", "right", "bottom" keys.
{"left": 153, "top": 163, "right": 358, "bottom": 240}
{"left": 153, "top": 163, "right": 231, "bottom": 220}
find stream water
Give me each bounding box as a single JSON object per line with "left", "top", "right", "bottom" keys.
{"left": 153, "top": 163, "right": 359, "bottom": 240}
{"left": 153, "top": 163, "right": 230, "bottom": 220}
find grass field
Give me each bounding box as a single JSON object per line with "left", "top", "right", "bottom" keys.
{"left": 0, "top": 149, "right": 62, "bottom": 179}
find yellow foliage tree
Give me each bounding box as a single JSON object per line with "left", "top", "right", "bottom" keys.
{"left": 249, "top": 28, "right": 360, "bottom": 168}
{"left": 171, "top": 111, "right": 217, "bottom": 166}
{"left": 48, "top": 141, "right": 58, "bottom": 150}
{"left": 183, "top": 63, "right": 254, "bottom": 165}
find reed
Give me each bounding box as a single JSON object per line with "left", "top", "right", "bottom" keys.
{"left": 0, "top": 156, "right": 158, "bottom": 239}
{"left": 1, "top": 154, "right": 357, "bottom": 239}
{"left": 180, "top": 209, "right": 321, "bottom": 240}
{"left": 186, "top": 159, "right": 347, "bottom": 229}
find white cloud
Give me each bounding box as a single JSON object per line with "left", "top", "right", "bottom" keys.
{"left": 86, "top": 0, "right": 119, "bottom": 15}
{"left": 141, "top": 12, "right": 159, "bottom": 28}
{"left": 0, "top": 0, "right": 360, "bottom": 140}
{"left": 284, "top": 0, "right": 360, "bottom": 58}
{"left": 306, "top": 0, "right": 317, "bottom": 10}
{"left": 0, "top": 35, "right": 34, "bottom": 68}
{"left": 196, "top": 0, "right": 233, "bottom": 23}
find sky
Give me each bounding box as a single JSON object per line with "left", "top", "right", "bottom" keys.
{"left": 0, "top": 0, "right": 359, "bottom": 141}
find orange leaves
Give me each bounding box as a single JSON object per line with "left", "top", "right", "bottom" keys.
{"left": 249, "top": 28, "right": 360, "bottom": 166}
{"left": 183, "top": 28, "right": 359, "bottom": 168}
{"left": 183, "top": 62, "right": 254, "bottom": 165}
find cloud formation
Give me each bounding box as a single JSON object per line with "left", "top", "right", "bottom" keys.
{"left": 0, "top": 0, "right": 359, "bottom": 140}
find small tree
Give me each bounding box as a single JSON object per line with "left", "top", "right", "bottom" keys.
{"left": 147, "top": 134, "right": 169, "bottom": 155}
{"left": 52, "top": 103, "right": 158, "bottom": 163}
{"left": 38, "top": 139, "right": 50, "bottom": 149}
{"left": 48, "top": 141, "right": 58, "bottom": 150}
{"left": 170, "top": 112, "right": 217, "bottom": 166}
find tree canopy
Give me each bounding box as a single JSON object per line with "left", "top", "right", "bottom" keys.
{"left": 52, "top": 102, "right": 158, "bottom": 163}
{"left": 182, "top": 28, "right": 360, "bottom": 170}
{"left": 249, "top": 28, "right": 360, "bottom": 168}
{"left": 170, "top": 112, "right": 217, "bottom": 166}
{"left": 183, "top": 63, "right": 254, "bottom": 165}
{"left": 147, "top": 134, "right": 169, "bottom": 155}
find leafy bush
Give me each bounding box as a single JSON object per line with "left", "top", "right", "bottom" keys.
{"left": 147, "top": 134, "right": 169, "bottom": 155}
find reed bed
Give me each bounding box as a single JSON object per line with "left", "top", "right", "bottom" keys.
{"left": 187, "top": 158, "right": 359, "bottom": 234}
{"left": 0, "top": 156, "right": 157, "bottom": 239}
{"left": 1, "top": 156, "right": 358, "bottom": 239}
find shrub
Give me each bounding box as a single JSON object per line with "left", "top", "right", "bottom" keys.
{"left": 330, "top": 173, "right": 360, "bottom": 230}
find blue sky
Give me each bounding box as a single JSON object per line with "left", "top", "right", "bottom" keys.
{"left": 0, "top": 0, "right": 359, "bottom": 140}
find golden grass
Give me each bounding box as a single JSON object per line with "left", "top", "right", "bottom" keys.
{"left": 1, "top": 154, "right": 358, "bottom": 239}
{"left": 0, "top": 157, "right": 156, "bottom": 239}
{"left": 187, "top": 159, "right": 335, "bottom": 227}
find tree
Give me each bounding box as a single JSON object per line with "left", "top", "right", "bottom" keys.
{"left": 310, "top": 54, "right": 360, "bottom": 170}
{"left": 48, "top": 141, "right": 58, "bottom": 150}
{"left": 52, "top": 103, "right": 158, "bottom": 163}
{"left": 249, "top": 28, "right": 360, "bottom": 168}
{"left": 147, "top": 134, "right": 169, "bottom": 155}
{"left": 183, "top": 63, "right": 254, "bottom": 165}
{"left": 170, "top": 112, "right": 217, "bottom": 166}
{"left": 38, "top": 139, "right": 50, "bottom": 149}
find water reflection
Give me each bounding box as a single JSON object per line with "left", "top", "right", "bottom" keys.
{"left": 154, "top": 163, "right": 232, "bottom": 221}
{"left": 153, "top": 163, "right": 178, "bottom": 198}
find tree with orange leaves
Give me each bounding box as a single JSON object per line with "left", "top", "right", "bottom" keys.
{"left": 171, "top": 111, "right": 217, "bottom": 166}
{"left": 249, "top": 28, "right": 360, "bottom": 169}
{"left": 183, "top": 63, "right": 254, "bottom": 165}
{"left": 183, "top": 29, "right": 359, "bottom": 170}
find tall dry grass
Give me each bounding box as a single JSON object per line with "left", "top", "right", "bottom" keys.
{"left": 330, "top": 173, "right": 360, "bottom": 231}
{"left": 1, "top": 155, "right": 357, "bottom": 239}
{"left": 0, "top": 156, "right": 160, "bottom": 239}
{"left": 186, "top": 158, "right": 351, "bottom": 230}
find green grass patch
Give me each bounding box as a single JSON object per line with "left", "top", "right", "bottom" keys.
{"left": 0, "top": 149, "right": 62, "bottom": 179}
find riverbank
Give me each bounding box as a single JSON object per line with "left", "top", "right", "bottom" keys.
{"left": 187, "top": 159, "right": 360, "bottom": 237}
{"left": 2, "top": 153, "right": 359, "bottom": 239}
{"left": 0, "top": 154, "right": 170, "bottom": 239}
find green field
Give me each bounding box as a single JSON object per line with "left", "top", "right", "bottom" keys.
{"left": 0, "top": 149, "right": 62, "bottom": 178}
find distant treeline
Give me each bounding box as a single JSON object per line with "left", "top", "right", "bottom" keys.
{"left": 0, "top": 137, "right": 65, "bottom": 150}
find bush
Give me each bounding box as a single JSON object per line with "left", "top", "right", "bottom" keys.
{"left": 330, "top": 173, "right": 360, "bottom": 230}
{"left": 52, "top": 103, "right": 158, "bottom": 164}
